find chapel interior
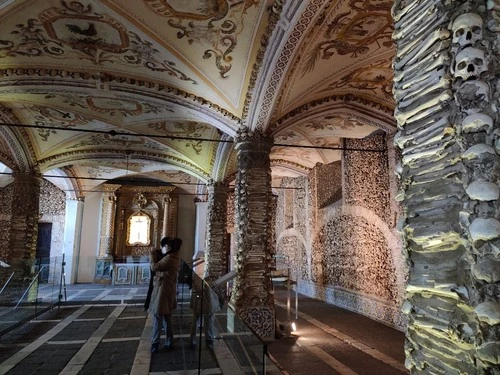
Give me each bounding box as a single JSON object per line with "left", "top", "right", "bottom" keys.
{"left": 0, "top": 0, "right": 498, "bottom": 373}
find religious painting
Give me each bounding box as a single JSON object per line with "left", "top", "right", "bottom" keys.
{"left": 40, "top": 8, "right": 129, "bottom": 53}
{"left": 127, "top": 212, "right": 151, "bottom": 246}
{"left": 144, "top": 0, "right": 230, "bottom": 21}
{"left": 86, "top": 96, "right": 142, "bottom": 115}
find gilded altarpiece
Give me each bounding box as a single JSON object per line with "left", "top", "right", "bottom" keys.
{"left": 94, "top": 184, "right": 176, "bottom": 285}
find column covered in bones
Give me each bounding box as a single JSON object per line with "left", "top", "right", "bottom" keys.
{"left": 204, "top": 180, "right": 229, "bottom": 292}
{"left": 230, "top": 127, "right": 275, "bottom": 341}
{"left": 9, "top": 172, "right": 40, "bottom": 278}
{"left": 392, "top": 0, "right": 499, "bottom": 372}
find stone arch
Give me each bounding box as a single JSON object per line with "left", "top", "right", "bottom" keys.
{"left": 270, "top": 98, "right": 396, "bottom": 136}
{"left": 0, "top": 127, "right": 36, "bottom": 173}
{"left": 43, "top": 168, "right": 80, "bottom": 200}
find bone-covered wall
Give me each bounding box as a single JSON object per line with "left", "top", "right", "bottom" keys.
{"left": 275, "top": 137, "right": 406, "bottom": 329}
{"left": 316, "top": 161, "right": 342, "bottom": 208}
{"left": 0, "top": 178, "right": 65, "bottom": 282}
{"left": 392, "top": 0, "right": 499, "bottom": 372}
{"left": 0, "top": 183, "right": 13, "bottom": 261}
{"left": 343, "top": 134, "right": 392, "bottom": 223}
{"left": 39, "top": 179, "right": 66, "bottom": 260}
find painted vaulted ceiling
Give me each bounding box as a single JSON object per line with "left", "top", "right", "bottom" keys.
{"left": 0, "top": 0, "right": 396, "bottom": 196}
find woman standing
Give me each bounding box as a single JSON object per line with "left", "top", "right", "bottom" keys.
{"left": 147, "top": 236, "right": 182, "bottom": 353}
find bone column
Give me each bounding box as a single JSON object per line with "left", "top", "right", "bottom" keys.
{"left": 230, "top": 128, "right": 275, "bottom": 341}
{"left": 392, "top": 1, "right": 499, "bottom": 373}
{"left": 9, "top": 172, "right": 40, "bottom": 277}
{"left": 204, "top": 181, "right": 229, "bottom": 285}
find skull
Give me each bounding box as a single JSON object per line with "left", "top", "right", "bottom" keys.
{"left": 452, "top": 13, "right": 483, "bottom": 47}
{"left": 453, "top": 47, "right": 488, "bottom": 81}
{"left": 461, "top": 113, "right": 493, "bottom": 133}
{"left": 454, "top": 80, "right": 490, "bottom": 114}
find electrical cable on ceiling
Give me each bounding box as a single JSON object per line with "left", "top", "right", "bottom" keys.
{"left": 0, "top": 122, "right": 387, "bottom": 152}
{"left": 0, "top": 172, "right": 304, "bottom": 189}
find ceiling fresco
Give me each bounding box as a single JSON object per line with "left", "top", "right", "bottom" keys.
{"left": 0, "top": 0, "right": 396, "bottom": 196}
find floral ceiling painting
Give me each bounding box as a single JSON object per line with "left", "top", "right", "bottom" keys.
{"left": 0, "top": 0, "right": 396, "bottom": 194}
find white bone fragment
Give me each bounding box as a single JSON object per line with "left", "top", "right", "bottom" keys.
{"left": 462, "top": 144, "right": 495, "bottom": 159}
{"left": 395, "top": 66, "right": 447, "bottom": 92}
{"left": 469, "top": 217, "right": 500, "bottom": 242}
{"left": 395, "top": 91, "right": 452, "bottom": 124}
{"left": 392, "top": 0, "right": 421, "bottom": 21}
{"left": 401, "top": 127, "right": 454, "bottom": 155}
{"left": 395, "top": 29, "right": 450, "bottom": 69}
{"left": 474, "top": 301, "right": 500, "bottom": 325}
{"left": 466, "top": 181, "right": 499, "bottom": 201}
{"left": 394, "top": 8, "right": 442, "bottom": 45}
{"left": 472, "top": 258, "right": 500, "bottom": 283}
{"left": 486, "top": 18, "right": 500, "bottom": 32}
{"left": 395, "top": 115, "right": 449, "bottom": 147}
{"left": 401, "top": 140, "right": 452, "bottom": 165}
{"left": 394, "top": 40, "right": 450, "bottom": 71}
{"left": 476, "top": 342, "right": 500, "bottom": 363}
{"left": 393, "top": 54, "right": 450, "bottom": 83}
{"left": 394, "top": 0, "right": 437, "bottom": 30}
{"left": 487, "top": 0, "right": 500, "bottom": 10}
{"left": 394, "top": 10, "right": 438, "bottom": 41}
{"left": 397, "top": 74, "right": 451, "bottom": 107}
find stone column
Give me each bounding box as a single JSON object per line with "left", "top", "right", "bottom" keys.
{"left": 205, "top": 181, "right": 229, "bottom": 285}
{"left": 230, "top": 128, "right": 275, "bottom": 341}
{"left": 162, "top": 196, "right": 170, "bottom": 238}
{"left": 62, "top": 197, "right": 84, "bottom": 284}
{"left": 98, "top": 185, "right": 119, "bottom": 257}
{"left": 393, "top": 3, "right": 499, "bottom": 373}
{"left": 194, "top": 198, "right": 208, "bottom": 257}
{"left": 95, "top": 185, "right": 118, "bottom": 284}
{"left": 9, "top": 172, "right": 40, "bottom": 278}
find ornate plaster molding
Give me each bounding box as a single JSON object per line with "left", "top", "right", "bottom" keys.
{"left": 0, "top": 107, "right": 37, "bottom": 173}
{"left": 244, "top": 0, "right": 330, "bottom": 131}
{"left": 271, "top": 95, "right": 396, "bottom": 134}
{"left": 241, "top": 0, "right": 285, "bottom": 122}
{"left": 212, "top": 134, "right": 235, "bottom": 182}
{"left": 0, "top": 149, "right": 16, "bottom": 170}
{"left": 38, "top": 149, "right": 211, "bottom": 180}
{"left": 270, "top": 158, "right": 311, "bottom": 174}
{"left": 0, "top": 68, "right": 240, "bottom": 135}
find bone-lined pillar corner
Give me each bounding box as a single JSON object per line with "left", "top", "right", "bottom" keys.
{"left": 204, "top": 180, "right": 229, "bottom": 286}
{"left": 392, "top": 1, "right": 499, "bottom": 373}
{"left": 230, "top": 127, "right": 275, "bottom": 342}
{"left": 9, "top": 172, "right": 41, "bottom": 278}
{"left": 98, "top": 184, "right": 120, "bottom": 258}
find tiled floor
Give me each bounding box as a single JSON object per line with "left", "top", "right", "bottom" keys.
{"left": 0, "top": 284, "right": 408, "bottom": 374}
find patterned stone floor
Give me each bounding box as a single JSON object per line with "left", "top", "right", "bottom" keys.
{"left": 0, "top": 284, "right": 408, "bottom": 374}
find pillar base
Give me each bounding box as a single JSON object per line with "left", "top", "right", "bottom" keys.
{"left": 94, "top": 256, "right": 113, "bottom": 284}
{"left": 237, "top": 306, "right": 275, "bottom": 342}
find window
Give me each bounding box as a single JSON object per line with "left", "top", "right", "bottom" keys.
{"left": 127, "top": 212, "right": 151, "bottom": 246}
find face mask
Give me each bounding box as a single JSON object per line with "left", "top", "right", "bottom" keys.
{"left": 161, "top": 246, "right": 167, "bottom": 255}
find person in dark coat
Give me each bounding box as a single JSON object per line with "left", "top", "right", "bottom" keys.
{"left": 147, "top": 236, "right": 182, "bottom": 353}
